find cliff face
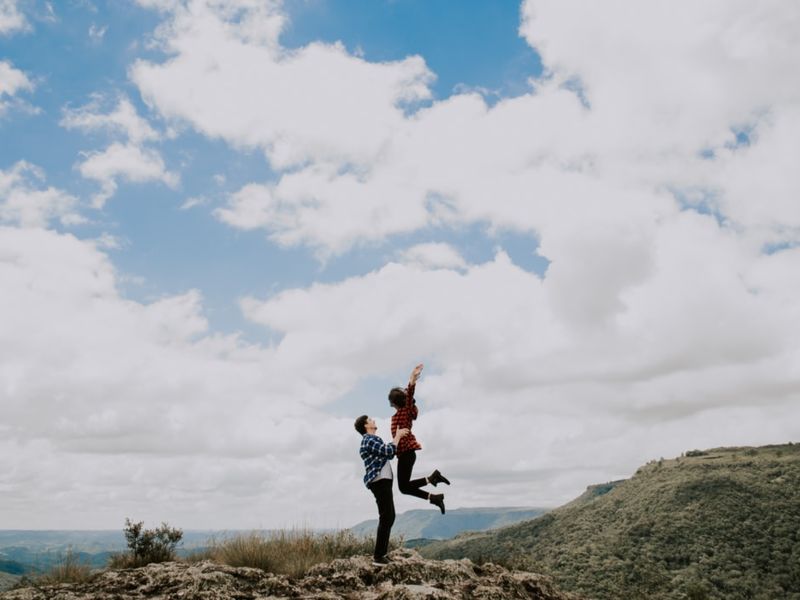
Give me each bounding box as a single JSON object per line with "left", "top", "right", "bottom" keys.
{"left": 0, "top": 549, "right": 584, "bottom": 600}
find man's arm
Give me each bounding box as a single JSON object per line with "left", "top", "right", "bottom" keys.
{"left": 365, "top": 430, "right": 407, "bottom": 458}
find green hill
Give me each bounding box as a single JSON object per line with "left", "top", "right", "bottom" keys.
{"left": 350, "top": 506, "right": 548, "bottom": 541}
{"left": 421, "top": 443, "right": 800, "bottom": 600}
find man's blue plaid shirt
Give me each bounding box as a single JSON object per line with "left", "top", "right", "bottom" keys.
{"left": 359, "top": 434, "right": 396, "bottom": 486}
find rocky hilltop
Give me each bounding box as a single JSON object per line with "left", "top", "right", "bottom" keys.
{"left": 0, "top": 549, "right": 583, "bottom": 600}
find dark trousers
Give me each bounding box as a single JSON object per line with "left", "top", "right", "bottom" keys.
{"left": 397, "top": 451, "right": 430, "bottom": 501}
{"left": 367, "top": 478, "right": 395, "bottom": 559}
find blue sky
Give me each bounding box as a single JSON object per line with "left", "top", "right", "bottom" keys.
{"left": 2, "top": 0, "right": 800, "bottom": 529}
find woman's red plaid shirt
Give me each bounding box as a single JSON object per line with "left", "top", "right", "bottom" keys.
{"left": 390, "top": 382, "right": 422, "bottom": 454}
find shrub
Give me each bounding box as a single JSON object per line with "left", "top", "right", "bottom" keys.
{"left": 208, "top": 529, "right": 379, "bottom": 577}
{"left": 109, "top": 518, "right": 183, "bottom": 568}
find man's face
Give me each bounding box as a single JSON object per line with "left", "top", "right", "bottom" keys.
{"left": 365, "top": 418, "right": 377, "bottom": 434}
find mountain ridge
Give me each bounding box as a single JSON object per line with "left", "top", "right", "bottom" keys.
{"left": 350, "top": 506, "right": 549, "bottom": 541}
{"left": 421, "top": 442, "right": 800, "bottom": 600}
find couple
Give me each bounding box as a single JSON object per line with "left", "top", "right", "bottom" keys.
{"left": 354, "top": 363, "right": 450, "bottom": 567}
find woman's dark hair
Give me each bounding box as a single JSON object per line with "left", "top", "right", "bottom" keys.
{"left": 354, "top": 415, "right": 369, "bottom": 435}
{"left": 388, "top": 387, "right": 407, "bottom": 408}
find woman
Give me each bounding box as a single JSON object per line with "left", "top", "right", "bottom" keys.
{"left": 389, "top": 363, "right": 450, "bottom": 514}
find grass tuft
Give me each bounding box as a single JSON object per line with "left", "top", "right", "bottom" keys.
{"left": 36, "top": 548, "right": 94, "bottom": 585}
{"left": 207, "top": 529, "right": 390, "bottom": 577}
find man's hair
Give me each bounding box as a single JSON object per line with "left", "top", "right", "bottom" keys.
{"left": 354, "top": 415, "right": 369, "bottom": 435}
{"left": 388, "top": 387, "right": 407, "bottom": 409}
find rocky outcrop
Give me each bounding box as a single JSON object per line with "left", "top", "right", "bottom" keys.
{"left": 0, "top": 549, "right": 584, "bottom": 599}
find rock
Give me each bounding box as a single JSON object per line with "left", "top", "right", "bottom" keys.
{"left": 0, "top": 549, "right": 584, "bottom": 599}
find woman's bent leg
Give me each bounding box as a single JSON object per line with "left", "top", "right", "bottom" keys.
{"left": 396, "top": 451, "right": 430, "bottom": 501}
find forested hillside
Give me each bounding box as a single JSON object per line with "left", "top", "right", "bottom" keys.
{"left": 422, "top": 443, "right": 800, "bottom": 600}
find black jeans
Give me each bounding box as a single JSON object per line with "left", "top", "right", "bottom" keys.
{"left": 367, "top": 478, "right": 395, "bottom": 559}
{"left": 397, "top": 451, "right": 430, "bottom": 501}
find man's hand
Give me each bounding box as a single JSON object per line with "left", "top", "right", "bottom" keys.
{"left": 409, "top": 363, "right": 424, "bottom": 386}
{"left": 393, "top": 428, "right": 409, "bottom": 444}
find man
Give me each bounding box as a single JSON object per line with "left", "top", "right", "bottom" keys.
{"left": 355, "top": 414, "right": 407, "bottom": 567}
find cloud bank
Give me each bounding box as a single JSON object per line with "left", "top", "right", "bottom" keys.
{"left": 3, "top": 0, "right": 800, "bottom": 528}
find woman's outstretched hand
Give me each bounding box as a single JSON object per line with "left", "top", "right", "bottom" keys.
{"left": 409, "top": 363, "right": 424, "bottom": 386}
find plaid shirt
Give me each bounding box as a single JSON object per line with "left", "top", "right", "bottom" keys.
{"left": 391, "top": 382, "right": 422, "bottom": 454}
{"left": 359, "top": 434, "right": 397, "bottom": 487}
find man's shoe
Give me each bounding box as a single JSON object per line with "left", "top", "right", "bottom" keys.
{"left": 428, "top": 469, "right": 450, "bottom": 486}
{"left": 372, "top": 556, "right": 390, "bottom": 567}
{"left": 429, "top": 493, "right": 446, "bottom": 514}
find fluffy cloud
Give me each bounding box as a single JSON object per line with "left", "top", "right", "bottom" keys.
{"left": 134, "top": 0, "right": 800, "bottom": 261}
{"left": 0, "top": 0, "right": 26, "bottom": 35}
{"left": 62, "top": 96, "right": 177, "bottom": 206}
{"left": 398, "top": 243, "right": 467, "bottom": 270}
{"left": 123, "top": 0, "right": 800, "bottom": 516}
{"left": 518, "top": 0, "right": 800, "bottom": 245}
{"left": 130, "top": 0, "right": 432, "bottom": 172}
{"left": 0, "top": 161, "right": 83, "bottom": 227}
{"left": 0, "top": 220, "right": 381, "bottom": 528}
{"left": 78, "top": 142, "right": 179, "bottom": 207}
{"left": 0, "top": 59, "right": 33, "bottom": 115}
{"left": 240, "top": 215, "right": 800, "bottom": 506}
{"left": 62, "top": 96, "right": 159, "bottom": 144}
{"left": 6, "top": 0, "right": 800, "bottom": 528}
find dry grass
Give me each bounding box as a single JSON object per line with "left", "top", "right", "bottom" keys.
{"left": 207, "top": 529, "right": 390, "bottom": 577}
{"left": 36, "top": 548, "right": 94, "bottom": 585}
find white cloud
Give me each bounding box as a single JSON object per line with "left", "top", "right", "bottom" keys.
{"left": 0, "top": 223, "right": 378, "bottom": 528}
{"left": 398, "top": 242, "right": 467, "bottom": 271}
{"left": 6, "top": 0, "right": 800, "bottom": 529}
{"left": 132, "top": 0, "right": 800, "bottom": 263}
{"left": 92, "top": 232, "right": 123, "bottom": 249}
{"left": 0, "top": 161, "right": 83, "bottom": 227}
{"left": 88, "top": 22, "right": 107, "bottom": 43}
{"left": 0, "top": 0, "right": 26, "bottom": 35}
{"left": 517, "top": 0, "right": 800, "bottom": 246}
{"left": 180, "top": 195, "right": 207, "bottom": 210}
{"left": 123, "top": 1, "right": 800, "bottom": 518}
{"left": 239, "top": 221, "right": 800, "bottom": 507}
{"left": 131, "top": 0, "right": 433, "bottom": 171}
{"left": 61, "top": 96, "right": 160, "bottom": 145}
{"left": 62, "top": 95, "right": 175, "bottom": 205}
{"left": 78, "top": 142, "right": 179, "bottom": 207}
{"left": 0, "top": 59, "right": 33, "bottom": 115}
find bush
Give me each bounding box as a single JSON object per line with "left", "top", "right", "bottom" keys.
{"left": 109, "top": 518, "right": 183, "bottom": 568}
{"left": 208, "top": 529, "right": 379, "bottom": 577}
